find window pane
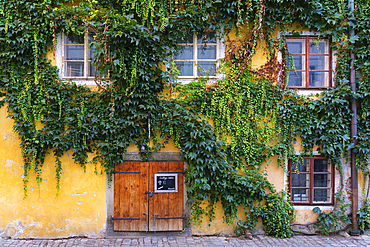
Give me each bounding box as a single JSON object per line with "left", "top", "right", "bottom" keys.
{"left": 314, "top": 189, "right": 331, "bottom": 203}
{"left": 178, "top": 35, "right": 193, "bottom": 44}
{"left": 314, "top": 174, "right": 331, "bottom": 187}
{"left": 292, "top": 159, "right": 310, "bottom": 172}
{"left": 287, "top": 55, "right": 305, "bottom": 70}
{"left": 292, "top": 188, "right": 309, "bottom": 202}
{"left": 292, "top": 173, "right": 309, "bottom": 187}
{"left": 286, "top": 39, "right": 305, "bottom": 54}
{"left": 65, "top": 62, "right": 84, "bottom": 77}
{"left": 89, "top": 35, "right": 96, "bottom": 60}
{"left": 197, "top": 32, "right": 216, "bottom": 43}
{"left": 65, "top": 34, "right": 84, "bottom": 44}
{"left": 309, "top": 72, "right": 329, "bottom": 87}
{"left": 65, "top": 45, "right": 84, "bottom": 60}
{"left": 314, "top": 159, "right": 330, "bottom": 172}
{"left": 174, "top": 45, "right": 193, "bottom": 60}
{"left": 309, "top": 39, "right": 329, "bottom": 54}
{"left": 197, "top": 61, "right": 216, "bottom": 76}
{"left": 309, "top": 56, "right": 329, "bottom": 70}
{"left": 89, "top": 61, "right": 95, "bottom": 77}
{"left": 175, "top": 61, "right": 193, "bottom": 76}
{"left": 287, "top": 71, "right": 305, "bottom": 87}
{"left": 197, "top": 45, "right": 216, "bottom": 59}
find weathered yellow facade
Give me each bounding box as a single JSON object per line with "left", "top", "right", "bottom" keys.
{"left": 0, "top": 23, "right": 367, "bottom": 238}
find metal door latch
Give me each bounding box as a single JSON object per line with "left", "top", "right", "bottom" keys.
{"left": 145, "top": 191, "right": 154, "bottom": 197}
{"left": 153, "top": 214, "right": 158, "bottom": 232}
{"left": 143, "top": 213, "right": 149, "bottom": 232}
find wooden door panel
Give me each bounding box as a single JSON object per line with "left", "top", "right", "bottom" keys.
{"left": 168, "top": 162, "right": 184, "bottom": 231}
{"left": 149, "top": 162, "right": 183, "bottom": 231}
{"left": 113, "top": 162, "right": 149, "bottom": 231}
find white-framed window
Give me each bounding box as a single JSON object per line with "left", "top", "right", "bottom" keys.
{"left": 56, "top": 32, "right": 96, "bottom": 84}
{"left": 173, "top": 32, "right": 224, "bottom": 82}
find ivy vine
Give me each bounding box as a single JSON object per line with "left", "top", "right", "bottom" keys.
{"left": 1, "top": 0, "right": 370, "bottom": 238}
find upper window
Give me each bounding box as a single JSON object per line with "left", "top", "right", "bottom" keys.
{"left": 174, "top": 32, "right": 222, "bottom": 78}
{"left": 286, "top": 37, "right": 331, "bottom": 88}
{"left": 289, "top": 157, "right": 334, "bottom": 205}
{"left": 62, "top": 33, "right": 96, "bottom": 78}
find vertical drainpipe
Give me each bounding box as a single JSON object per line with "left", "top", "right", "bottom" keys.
{"left": 349, "top": 0, "right": 360, "bottom": 236}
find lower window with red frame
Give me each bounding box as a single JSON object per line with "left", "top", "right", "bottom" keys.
{"left": 289, "top": 157, "right": 334, "bottom": 205}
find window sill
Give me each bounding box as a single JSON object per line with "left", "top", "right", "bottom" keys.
{"left": 293, "top": 205, "right": 334, "bottom": 211}
{"left": 176, "top": 77, "right": 220, "bottom": 84}
{"left": 286, "top": 89, "right": 329, "bottom": 96}
{"left": 61, "top": 78, "right": 110, "bottom": 86}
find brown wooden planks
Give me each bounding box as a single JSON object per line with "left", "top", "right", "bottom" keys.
{"left": 168, "top": 161, "right": 183, "bottom": 231}
{"left": 149, "top": 162, "right": 183, "bottom": 231}
{"left": 113, "top": 162, "right": 148, "bottom": 231}
{"left": 114, "top": 161, "right": 183, "bottom": 232}
{"left": 140, "top": 162, "right": 149, "bottom": 231}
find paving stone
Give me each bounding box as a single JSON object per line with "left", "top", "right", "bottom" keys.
{"left": 2, "top": 235, "right": 370, "bottom": 246}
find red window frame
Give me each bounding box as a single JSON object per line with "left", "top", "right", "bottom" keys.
{"left": 288, "top": 157, "right": 334, "bottom": 205}
{"left": 285, "top": 36, "right": 332, "bottom": 89}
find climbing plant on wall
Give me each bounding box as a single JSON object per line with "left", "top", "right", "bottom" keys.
{"left": 1, "top": 0, "right": 370, "bottom": 238}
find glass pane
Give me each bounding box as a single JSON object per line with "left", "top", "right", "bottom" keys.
{"left": 89, "top": 44, "right": 96, "bottom": 60}
{"left": 65, "top": 62, "right": 84, "bottom": 77}
{"left": 178, "top": 35, "right": 193, "bottom": 44}
{"left": 197, "top": 32, "right": 216, "bottom": 43}
{"left": 175, "top": 61, "right": 193, "bottom": 76}
{"left": 314, "top": 174, "right": 331, "bottom": 187}
{"left": 65, "top": 45, "right": 84, "bottom": 60}
{"left": 174, "top": 45, "right": 193, "bottom": 60}
{"left": 309, "top": 56, "right": 329, "bottom": 70}
{"left": 89, "top": 33, "right": 95, "bottom": 43}
{"left": 286, "top": 39, "right": 305, "bottom": 54}
{"left": 309, "top": 39, "right": 329, "bottom": 54}
{"left": 89, "top": 33, "right": 96, "bottom": 60}
{"left": 197, "top": 45, "right": 216, "bottom": 59}
{"left": 65, "top": 33, "right": 84, "bottom": 44}
{"left": 309, "top": 72, "right": 329, "bottom": 87}
{"left": 292, "top": 188, "right": 309, "bottom": 202}
{"left": 89, "top": 61, "right": 95, "bottom": 77}
{"left": 313, "top": 189, "right": 331, "bottom": 203}
{"left": 197, "top": 61, "right": 216, "bottom": 76}
{"left": 292, "top": 173, "right": 309, "bottom": 187}
{"left": 287, "top": 55, "right": 305, "bottom": 70}
{"left": 296, "top": 159, "right": 310, "bottom": 172}
{"left": 314, "top": 159, "right": 330, "bottom": 172}
{"left": 287, "top": 71, "right": 305, "bottom": 87}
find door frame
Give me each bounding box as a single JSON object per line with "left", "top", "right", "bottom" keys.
{"left": 106, "top": 152, "right": 190, "bottom": 236}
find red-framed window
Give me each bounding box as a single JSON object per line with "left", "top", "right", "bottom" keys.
{"left": 286, "top": 37, "right": 332, "bottom": 89}
{"left": 289, "top": 157, "right": 334, "bottom": 205}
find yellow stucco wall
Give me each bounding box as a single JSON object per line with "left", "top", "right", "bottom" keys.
{"left": 1, "top": 19, "right": 367, "bottom": 238}
{"left": 0, "top": 104, "right": 106, "bottom": 238}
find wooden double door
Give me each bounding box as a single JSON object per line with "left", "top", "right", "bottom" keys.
{"left": 113, "top": 162, "right": 184, "bottom": 232}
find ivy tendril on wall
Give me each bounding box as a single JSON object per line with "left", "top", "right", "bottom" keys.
{"left": 1, "top": 0, "right": 370, "bottom": 237}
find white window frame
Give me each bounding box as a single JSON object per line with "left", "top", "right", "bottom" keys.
{"left": 278, "top": 31, "right": 336, "bottom": 95}
{"left": 174, "top": 32, "right": 225, "bottom": 84}
{"left": 56, "top": 33, "right": 97, "bottom": 85}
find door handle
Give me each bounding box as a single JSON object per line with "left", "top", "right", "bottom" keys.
{"left": 143, "top": 213, "right": 148, "bottom": 232}
{"left": 153, "top": 214, "right": 158, "bottom": 232}
{"left": 145, "top": 191, "right": 154, "bottom": 197}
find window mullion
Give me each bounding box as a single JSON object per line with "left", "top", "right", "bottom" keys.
{"left": 306, "top": 37, "right": 309, "bottom": 88}
{"left": 310, "top": 158, "right": 313, "bottom": 204}
{"left": 84, "top": 33, "right": 88, "bottom": 78}
{"left": 62, "top": 34, "right": 65, "bottom": 77}
{"left": 193, "top": 35, "right": 197, "bottom": 77}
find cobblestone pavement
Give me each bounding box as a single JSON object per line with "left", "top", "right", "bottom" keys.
{"left": 1, "top": 235, "right": 370, "bottom": 247}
